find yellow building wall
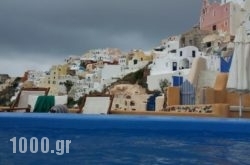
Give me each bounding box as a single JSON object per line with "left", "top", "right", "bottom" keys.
{"left": 48, "top": 85, "right": 59, "bottom": 95}
{"left": 133, "top": 51, "right": 153, "bottom": 61}
{"left": 58, "top": 64, "right": 68, "bottom": 76}
{"left": 37, "top": 64, "right": 69, "bottom": 96}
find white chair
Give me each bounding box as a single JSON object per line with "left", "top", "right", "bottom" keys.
{"left": 0, "top": 87, "right": 50, "bottom": 112}
{"left": 79, "top": 95, "right": 114, "bottom": 114}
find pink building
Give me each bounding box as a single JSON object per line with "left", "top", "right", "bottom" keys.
{"left": 200, "top": 0, "right": 243, "bottom": 36}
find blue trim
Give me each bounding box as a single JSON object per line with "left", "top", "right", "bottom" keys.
{"left": 220, "top": 55, "right": 233, "bottom": 72}
{"left": 172, "top": 76, "right": 183, "bottom": 86}
{"left": 146, "top": 93, "right": 161, "bottom": 111}
{"left": 180, "top": 80, "right": 195, "bottom": 105}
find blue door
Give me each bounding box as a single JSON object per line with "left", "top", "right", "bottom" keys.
{"left": 172, "top": 76, "right": 183, "bottom": 86}
{"left": 180, "top": 80, "right": 195, "bottom": 105}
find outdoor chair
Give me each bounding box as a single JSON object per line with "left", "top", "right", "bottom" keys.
{"left": 0, "top": 87, "right": 50, "bottom": 112}
{"left": 77, "top": 94, "right": 114, "bottom": 114}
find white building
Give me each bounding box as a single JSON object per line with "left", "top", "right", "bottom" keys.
{"left": 68, "top": 79, "right": 89, "bottom": 100}
{"left": 26, "top": 70, "right": 46, "bottom": 87}
{"left": 159, "top": 35, "right": 181, "bottom": 51}
{"left": 65, "top": 55, "right": 81, "bottom": 64}
{"left": 127, "top": 57, "right": 149, "bottom": 73}
{"left": 81, "top": 48, "right": 121, "bottom": 63}
{"left": 222, "top": 0, "right": 246, "bottom": 8}
{"left": 101, "top": 64, "right": 122, "bottom": 85}
{"left": 150, "top": 46, "right": 202, "bottom": 75}
{"left": 147, "top": 46, "right": 203, "bottom": 91}
{"left": 243, "top": 0, "right": 250, "bottom": 32}
{"left": 119, "top": 55, "right": 127, "bottom": 66}
{"left": 203, "top": 55, "right": 221, "bottom": 72}
{"left": 69, "top": 60, "right": 81, "bottom": 70}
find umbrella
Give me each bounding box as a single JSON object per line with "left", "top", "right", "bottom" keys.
{"left": 227, "top": 24, "right": 250, "bottom": 117}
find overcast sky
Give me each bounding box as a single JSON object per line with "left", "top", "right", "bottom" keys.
{"left": 0, "top": 0, "right": 203, "bottom": 77}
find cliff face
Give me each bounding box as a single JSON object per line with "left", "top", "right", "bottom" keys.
{"left": 115, "top": 63, "right": 151, "bottom": 89}
{"left": 0, "top": 86, "right": 15, "bottom": 106}
{"left": 0, "top": 77, "right": 21, "bottom": 106}
{"left": 180, "top": 26, "right": 211, "bottom": 51}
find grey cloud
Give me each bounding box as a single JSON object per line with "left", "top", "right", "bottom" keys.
{"left": 0, "top": 0, "right": 202, "bottom": 76}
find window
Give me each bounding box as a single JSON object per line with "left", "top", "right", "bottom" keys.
{"left": 130, "top": 101, "right": 135, "bottom": 106}
{"left": 172, "top": 62, "right": 177, "bottom": 71}
{"left": 170, "top": 49, "right": 177, "bottom": 53}
{"left": 126, "top": 95, "right": 131, "bottom": 99}
{"left": 192, "top": 51, "right": 196, "bottom": 58}
{"left": 212, "top": 25, "right": 217, "bottom": 31}
{"left": 134, "top": 59, "right": 138, "bottom": 65}
{"left": 206, "top": 42, "right": 212, "bottom": 47}
{"left": 180, "top": 51, "right": 183, "bottom": 56}
{"left": 225, "top": 21, "right": 228, "bottom": 27}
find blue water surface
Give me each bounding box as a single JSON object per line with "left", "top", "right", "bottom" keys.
{"left": 0, "top": 113, "right": 250, "bottom": 165}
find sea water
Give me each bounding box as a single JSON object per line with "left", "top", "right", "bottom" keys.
{"left": 0, "top": 113, "right": 250, "bottom": 165}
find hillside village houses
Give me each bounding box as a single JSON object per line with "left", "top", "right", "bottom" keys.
{"left": 4, "top": 0, "right": 250, "bottom": 112}
{"left": 20, "top": 48, "right": 152, "bottom": 101}
{"left": 0, "top": 74, "right": 12, "bottom": 92}
{"left": 147, "top": 34, "right": 205, "bottom": 90}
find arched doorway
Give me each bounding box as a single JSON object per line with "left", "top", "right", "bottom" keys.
{"left": 179, "top": 58, "right": 189, "bottom": 69}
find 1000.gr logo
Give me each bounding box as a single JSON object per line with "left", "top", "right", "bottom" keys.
{"left": 10, "top": 137, "right": 71, "bottom": 155}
